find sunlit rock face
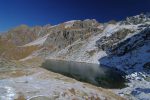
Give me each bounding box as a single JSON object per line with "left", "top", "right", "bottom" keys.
{"left": 43, "top": 19, "right": 101, "bottom": 51}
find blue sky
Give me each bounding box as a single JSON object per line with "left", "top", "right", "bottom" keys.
{"left": 0, "top": 0, "right": 150, "bottom": 32}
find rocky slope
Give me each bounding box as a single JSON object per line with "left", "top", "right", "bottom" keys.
{"left": 0, "top": 13, "right": 150, "bottom": 100}
{"left": 0, "top": 58, "right": 124, "bottom": 100}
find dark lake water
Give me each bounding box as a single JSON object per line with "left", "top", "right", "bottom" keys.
{"left": 41, "top": 60, "right": 126, "bottom": 89}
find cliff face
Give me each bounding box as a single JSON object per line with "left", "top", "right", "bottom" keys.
{"left": 43, "top": 19, "right": 101, "bottom": 51}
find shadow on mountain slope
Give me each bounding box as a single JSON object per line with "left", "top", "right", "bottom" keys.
{"left": 98, "top": 27, "right": 150, "bottom": 74}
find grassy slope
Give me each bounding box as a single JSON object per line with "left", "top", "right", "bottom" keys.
{"left": 0, "top": 38, "right": 40, "bottom": 60}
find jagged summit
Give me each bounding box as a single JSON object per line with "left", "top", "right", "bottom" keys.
{"left": 121, "top": 13, "right": 150, "bottom": 25}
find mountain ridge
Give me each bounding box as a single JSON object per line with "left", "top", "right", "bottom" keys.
{"left": 0, "top": 14, "right": 149, "bottom": 66}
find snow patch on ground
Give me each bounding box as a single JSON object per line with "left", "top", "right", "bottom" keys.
{"left": 19, "top": 47, "right": 44, "bottom": 61}
{"left": 115, "top": 72, "right": 150, "bottom": 100}
{"left": 64, "top": 20, "right": 78, "bottom": 28}
{"left": 19, "top": 55, "right": 35, "bottom": 61}
{"left": 100, "top": 40, "right": 150, "bottom": 73}
{"left": 97, "top": 25, "right": 104, "bottom": 30}
{"left": 0, "top": 68, "right": 120, "bottom": 100}
{"left": 0, "top": 86, "right": 16, "bottom": 100}
{"left": 103, "top": 23, "right": 138, "bottom": 37}
{"left": 103, "top": 24, "right": 120, "bottom": 37}
{"left": 23, "top": 34, "right": 49, "bottom": 47}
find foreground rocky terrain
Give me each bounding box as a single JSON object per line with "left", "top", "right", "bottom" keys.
{"left": 0, "top": 13, "right": 150, "bottom": 100}
{"left": 0, "top": 58, "right": 124, "bottom": 100}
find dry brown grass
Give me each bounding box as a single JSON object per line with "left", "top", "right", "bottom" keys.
{"left": 7, "top": 46, "right": 40, "bottom": 60}
{"left": 0, "top": 38, "right": 40, "bottom": 60}
{"left": 86, "top": 49, "right": 96, "bottom": 56}
{"left": 0, "top": 39, "right": 16, "bottom": 54}
{"left": 68, "top": 88, "right": 76, "bottom": 95}
{"left": 14, "top": 93, "right": 26, "bottom": 100}
{"left": 0, "top": 69, "right": 33, "bottom": 79}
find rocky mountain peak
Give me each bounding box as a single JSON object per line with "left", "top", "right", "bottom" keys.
{"left": 121, "top": 13, "right": 150, "bottom": 25}
{"left": 43, "top": 24, "right": 52, "bottom": 29}
{"left": 61, "top": 19, "right": 100, "bottom": 29}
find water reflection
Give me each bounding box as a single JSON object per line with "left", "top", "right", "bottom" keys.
{"left": 42, "top": 60, "right": 126, "bottom": 89}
